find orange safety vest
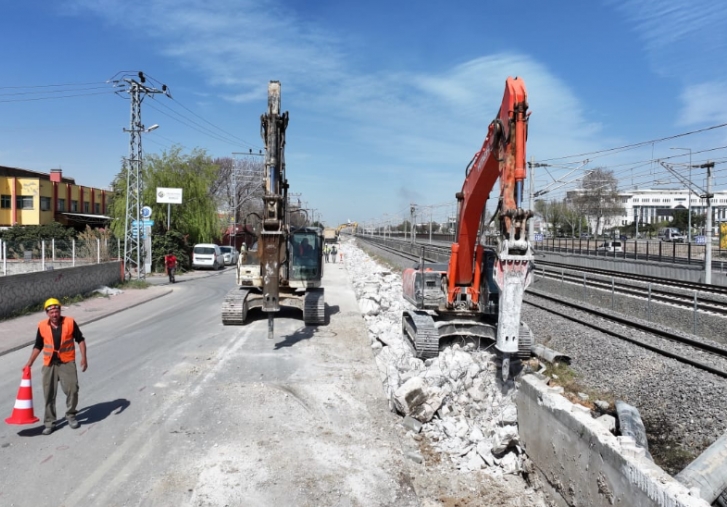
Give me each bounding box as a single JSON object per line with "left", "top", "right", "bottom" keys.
{"left": 38, "top": 317, "right": 76, "bottom": 366}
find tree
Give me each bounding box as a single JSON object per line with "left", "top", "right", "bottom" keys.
{"left": 571, "top": 168, "right": 623, "bottom": 234}
{"left": 671, "top": 209, "right": 705, "bottom": 232}
{"left": 535, "top": 199, "right": 564, "bottom": 235}
{"left": 107, "top": 146, "right": 222, "bottom": 252}
{"left": 212, "top": 156, "right": 265, "bottom": 231}
{"left": 561, "top": 204, "right": 586, "bottom": 236}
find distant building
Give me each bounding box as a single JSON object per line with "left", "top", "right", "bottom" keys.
{"left": 618, "top": 189, "right": 727, "bottom": 228}
{"left": 564, "top": 188, "right": 727, "bottom": 233}
{"left": 0, "top": 166, "right": 110, "bottom": 229}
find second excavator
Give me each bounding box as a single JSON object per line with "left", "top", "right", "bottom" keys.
{"left": 222, "top": 81, "right": 325, "bottom": 336}
{"left": 401, "top": 76, "right": 534, "bottom": 380}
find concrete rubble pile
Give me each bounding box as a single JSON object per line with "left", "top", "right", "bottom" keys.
{"left": 341, "top": 241, "right": 526, "bottom": 477}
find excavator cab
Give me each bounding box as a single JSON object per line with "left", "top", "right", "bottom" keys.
{"left": 289, "top": 227, "right": 323, "bottom": 288}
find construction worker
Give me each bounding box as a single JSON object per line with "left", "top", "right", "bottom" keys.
{"left": 24, "top": 298, "right": 88, "bottom": 435}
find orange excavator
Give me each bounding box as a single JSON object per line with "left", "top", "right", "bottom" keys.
{"left": 401, "top": 77, "right": 534, "bottom": 380}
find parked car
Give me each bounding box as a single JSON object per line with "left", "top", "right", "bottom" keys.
{"left": 580, "top": 233, "right": 592, "bottom": 239}
{"left": 658, "top": 228, "right": 685, "bottom": 243}
{"left": 596, "top": 241, "right": 623, "bottom": 253}
{"left": 219, "top": 246, "right": 239, "bottom": 266}
{"left": 192, "top": 244, "right": 224, "bottom": 270}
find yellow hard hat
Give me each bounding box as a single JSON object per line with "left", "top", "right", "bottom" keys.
{"left": 44, "top": 298, "right": 61, "bottom": 310}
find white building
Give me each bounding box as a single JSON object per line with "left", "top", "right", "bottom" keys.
{"left": 614, "top": 188, "right": 727, "bottom": 230}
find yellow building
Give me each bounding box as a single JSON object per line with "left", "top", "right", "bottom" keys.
{"left": 0, "top": 166, "right": 110, "bottom": 229}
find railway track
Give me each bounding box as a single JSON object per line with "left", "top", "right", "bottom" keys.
{"left": 525, "top": 290, "right": 727, "bottom": 379}
{"left": 535, "top": 264, "right": 727, "bottom": 317}
{"left": 360, "top": 236, "right": 727, "bottom": 317}
{"left": 356, "top": 235, "right": 727, "bottom": 377}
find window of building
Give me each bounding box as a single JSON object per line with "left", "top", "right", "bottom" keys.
{"left": 0, "top": 195, "right": 10, "bottom": 209}
{"left": 675, "top": 198, "right": 685, "bottom": 201}
{"left": 642, "top": 199, "right": 650, "bottom": 203}
{"left": 16, "top": 195, "right": 34, "bottom": 210}
{"left": 71, "top": 200, "right": 78, "bottom": 212}
{"left": 58, "top": 198, "right": 66, "bottom": 212}
{"left": 40, "top": 197, "right": 51, "bottom": 211}
{"left": 633, "top": 198, "right": 639, "bottom": 203}
{"left": 84, "top": 202, "right": 89, "bottom": 213}
{"left": 95, "top": 203, "right": 100, "bottom": 214}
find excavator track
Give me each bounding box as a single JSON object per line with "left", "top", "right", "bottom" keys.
{"left": 303, "top": 288, "right": 325, "bottom": 325}
{"left": 402, "top": 310, "right": 440, "bottom": 359}
{"left": 222, "top": 289, "right": 249, "bottom": 325}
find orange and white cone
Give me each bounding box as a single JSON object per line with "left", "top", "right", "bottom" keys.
{"left": 5, "top": 366, "right": 40, "bottom": 425}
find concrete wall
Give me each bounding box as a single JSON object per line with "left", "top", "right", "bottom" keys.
{"left": 0, "top": 262, "right": 122, "bottom": 318}
{"left": 517, "top": 375, "right": 709, "bottom": 507}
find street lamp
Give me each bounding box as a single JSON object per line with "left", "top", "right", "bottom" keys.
{"left": 670, "top": 147, "right": 692, "bottom": 242}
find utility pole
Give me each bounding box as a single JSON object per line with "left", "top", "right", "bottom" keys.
{"left": 112, "top": 71, "right": 170, "bottom": 280}
{"left": 700, "top": 161, "right": 715, "bottom": 284}
{"left": 410, "top": 204, "right": 417, "bottom": 244}
{"left": 670, "top": 148, "right": 692, "bottom": 242}
{"left": 528, "top": 157, "right": 535, "bottom": 241}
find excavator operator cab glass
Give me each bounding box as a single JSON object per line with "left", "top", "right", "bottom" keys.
{"left": 289, "top": 229, "right": 322, "bottom": 282}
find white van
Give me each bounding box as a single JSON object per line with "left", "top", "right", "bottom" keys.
{"left": 192, "top": 244, "right": 224, "bottom": 270}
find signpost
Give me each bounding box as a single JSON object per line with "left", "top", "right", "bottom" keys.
{"left": 156, "top": 187, "right": 183, "bottom": 230}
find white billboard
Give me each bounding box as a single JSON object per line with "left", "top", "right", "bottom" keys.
{"left": 156, "top": 187, "right": 183, "bottom": 204}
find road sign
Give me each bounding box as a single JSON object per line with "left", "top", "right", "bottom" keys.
{"left": 534, "top": 233, "right": 544, "bottom": 242}
{"left": 695, "top": 235, "right": 706, "bottom": 245}
{"left": 156, "top": 187, "right": 183, "bottom": 204}
{"left": 141, "top": 206, "right": 153, "bottom": 218}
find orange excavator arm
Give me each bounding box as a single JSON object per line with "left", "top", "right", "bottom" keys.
{"left": 447, "top": 77, "right": 530, "bottom": 303}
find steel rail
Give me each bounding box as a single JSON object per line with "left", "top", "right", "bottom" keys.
{"left": 525, "top": 289, "right": 727, "bottom": 379}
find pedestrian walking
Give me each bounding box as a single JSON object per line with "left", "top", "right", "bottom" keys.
{"left": 24, "top": 298, "right": 88, "bottom": 435}
{"left": 331, "top": 245, "right": 337, "bottom": 263}
{"left": 323, "top": 244, "right": 329, "bottom": 263}
{"left": 164, "top": 251, "right": 177, "bottom": 283}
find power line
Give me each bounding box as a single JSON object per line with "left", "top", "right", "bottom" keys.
{"left": 0, "top": 81, "right": 107, "bottom": 90}
{"left": 169, "top": 96, "right": 261, "bottom": 150}
{"left": 539, "top": 122, "right": 727, "bottom": 163}
{"left": 0, "top": 90, "right": 116, "bottom": 103}
{"left": 144, "top": 100, "right": 252, "bottom": 149}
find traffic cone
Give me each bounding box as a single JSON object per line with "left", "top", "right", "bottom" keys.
{"left": 5, "top": 366, "right": 40, "bottom": 425}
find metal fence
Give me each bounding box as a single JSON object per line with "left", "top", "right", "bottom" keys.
{"left": 0, "top": 238, "right": 122, "bottom": 276}
{"left": 532, "top": 238, "right": 727, "bottom": 266}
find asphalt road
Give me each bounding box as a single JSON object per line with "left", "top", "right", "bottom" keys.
{"left": 0, "top": 265, "right": 418, "bottom": 506}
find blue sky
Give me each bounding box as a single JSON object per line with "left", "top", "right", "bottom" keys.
{"left": 2, "top": 0, "right": 727, "bottom": 228}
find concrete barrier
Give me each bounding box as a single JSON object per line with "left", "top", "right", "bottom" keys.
{"left": 517, "top": 375, "right": 709, "bottom": 507}
{"left": 0, "top": 262, "right": 122, "bottom": 319}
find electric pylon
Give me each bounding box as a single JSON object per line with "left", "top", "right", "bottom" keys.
{"left": 111, "top": 72, "right": 170, "bottom": 280}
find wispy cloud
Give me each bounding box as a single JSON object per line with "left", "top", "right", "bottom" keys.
{"left": 67, "top": 0, "right": 611, "bottom": 216}
{"left": 608, "top": 0, "right": 727, "bottom": 80}
{"left": 678, "top": 81, "right": 727, "bottom": 126}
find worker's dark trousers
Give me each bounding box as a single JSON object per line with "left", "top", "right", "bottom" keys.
{"left": 42, "top": 361, "right": 79, "bottom": 428}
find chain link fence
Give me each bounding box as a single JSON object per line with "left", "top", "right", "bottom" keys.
{"left": 0, "top": 238, "right": 122, "bottom": 276}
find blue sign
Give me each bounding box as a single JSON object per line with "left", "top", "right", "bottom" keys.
{"left": 141, "top": 206, "right": 153, "bottom": 218}
{"left": 132, "top": 220, "right": 154, "bottom": 227}
{"left": 694, "top": 235, "right": 706, "bottom": 245}
{"left": 534, "top": 233, "right": 544, "bottom": 242}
